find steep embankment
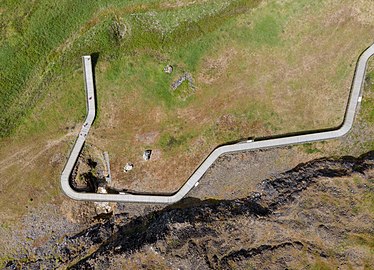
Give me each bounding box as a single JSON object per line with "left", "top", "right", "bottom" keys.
{"left": 6, "top": 151, "right": 374, "bottom": 269}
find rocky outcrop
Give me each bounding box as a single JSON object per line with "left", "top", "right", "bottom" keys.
{"left": 5, "top": 151, "right": 374, "bottom": 269}
{"left": 171, "top": 72, "right": 195, "bottom": 90}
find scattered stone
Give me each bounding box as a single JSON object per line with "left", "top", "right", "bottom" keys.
{"left": 164, "top": 65, "right": 173, "bottom": 74}
{"left": 94, "top": 187, "right": 113, "bottom": 215}
{"left": 3, "top": 151, "right": 374, "bottom": 269}
{"left": 171, "top": 72, "right": 195, "bottom": 91}
{"left": 97, "top": 186, "right": 108, "bottom": 194}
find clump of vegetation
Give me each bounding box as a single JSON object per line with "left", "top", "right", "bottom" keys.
{"left": 110, "top": 16, "right": 130, "bottom": 42}
{"left": 362, "top": 70, "right": 374, "bottom": 123}
{"left": 159, "top": 133, "right": 187, "bottom": 151}
{"left": 303, "top": 143, "right": 322, "bottom": 154}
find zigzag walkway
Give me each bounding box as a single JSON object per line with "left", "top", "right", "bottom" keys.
{"left": 61, "top": 43, "right": 374, "bottom": 203}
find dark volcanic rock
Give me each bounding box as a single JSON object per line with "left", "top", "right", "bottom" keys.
{"left": 5, "top": 151, "right": 374, "bottom": 269}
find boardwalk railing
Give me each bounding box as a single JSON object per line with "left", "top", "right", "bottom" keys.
{"left": 61, "top": 43, "right": 374, "bottom": 203}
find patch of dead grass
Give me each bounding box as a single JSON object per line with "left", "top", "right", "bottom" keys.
{"left": 91, "top": 0, "right": 374, "bottom": 192}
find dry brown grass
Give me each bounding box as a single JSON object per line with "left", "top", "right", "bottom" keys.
{"left": 0, "top": 133, "right": 72, "bottom": 221}
{"left": 110, "top": 247, "right": 171, "bottom": 270}
{"left": 0, "top": 0, "right": 373, "bottom": 223}
{"left": 87, "top": 0, "right": 374, "bottom": 192}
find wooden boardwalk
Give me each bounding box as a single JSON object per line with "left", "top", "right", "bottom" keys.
{"left": 61, "top": 43, "right": 374, "bottom": 203}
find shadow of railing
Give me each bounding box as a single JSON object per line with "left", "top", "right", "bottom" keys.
{"left": 91, "top": 52, "right": 99, "bottom": 121}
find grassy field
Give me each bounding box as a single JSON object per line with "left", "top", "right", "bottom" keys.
{"left": 84, "top": 0, "right": 374, "bottom": 192}
{"left": 0, "top": 0, "right": 374, "bottom": 221}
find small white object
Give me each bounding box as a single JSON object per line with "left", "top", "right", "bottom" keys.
{"left": 358, "top": 96, "right": 362, "bottom": 103}
{"left": 164, "top": 65, "right": 173, "bottom": 74}
{"left": 124, "top": 163, "right": 133, "bottom": 172}
{"left": 97, "top": 187, "right": 108, "bottom": 194}
{"left": 143, "top": 150, "right": 152, "bottom": 161}
{"left": 194, "top": 182, "right": 199, "bottom": 187}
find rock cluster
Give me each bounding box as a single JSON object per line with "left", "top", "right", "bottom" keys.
{"left": 171, "top": 72, "right": 195, "bottom": 91}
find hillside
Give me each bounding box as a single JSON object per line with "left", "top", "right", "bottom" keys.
{"left": 4, "top": 151, "right": 374, "bottom": 269}
{"left": 0, "top": 0, "right": 373, "bottom": 268}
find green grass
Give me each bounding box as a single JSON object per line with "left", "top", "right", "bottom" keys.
{"left": 308, "top": 261, "right": 336, "bottom": 270}
{"left": 0, "top": 0, "right": 374, "bottom": 256}
{"left": 0, "top": 0, "right": 163, "bottom": 138}
{"left": 132, "top": 1, "right": 231, "bottom": 34}
{"left": 248, "top": 15, "right": 283, "bottom": 46}
{"left": 2, "top": 0, "right": 372, "bottom": 193}
{"left": 0, "top": 0, "right": 262, "bottom": 138}
{"left": 1, "top": 0, "right": 294, "bottom": 142}
{"left": 159, "top": 133, "right": 186, "bottom": 151}
{"left": 0, "top": 0, "right": 104, "bottom": 136}
{"left": 1, "top": 0, "right": 371, "bottom": 172}
{"left": 303, "top": 143, "right": 322, "bottom": 154}
{"left": 362, "top": 71, "right": 374, "bottom": 123}
{"left": 85, "top": 0, "right": 263, "bottom": 113}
